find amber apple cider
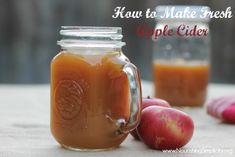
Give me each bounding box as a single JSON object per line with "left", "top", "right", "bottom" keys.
{"left": 51, "top": 51, "right": 130, "bottom": 149}
{"left": 153, "top": 60, "right": 209, "bottom": 106}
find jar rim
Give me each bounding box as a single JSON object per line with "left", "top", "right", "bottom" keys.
{"left": 58, "top": 26, "right": 126, "bottom": 49}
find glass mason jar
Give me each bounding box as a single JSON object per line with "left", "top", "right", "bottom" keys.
{"left": 153, "top": 6, "right": 211, "bottom": 106}
{"left": 51, "top": 26, "right": 142, "bottom": 150}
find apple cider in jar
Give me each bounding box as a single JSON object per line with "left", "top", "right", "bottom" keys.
{"left": 153, "top": 6, "right": 211, "bottom": 106}
{"left": 51, "top": 26, "right": 141, "bottom": 150}
{"left": 153, "top": 60, "right": 209, "bottom": 106}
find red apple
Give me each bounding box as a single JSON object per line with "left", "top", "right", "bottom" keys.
{"left": 130, "top": 97, "right": 171, "bottom": 140}
{"left": 142, "top": 96, "right": 171, "bottom": 109}
{"left": 137, "top": 106, "right": 194, "bottom": 150}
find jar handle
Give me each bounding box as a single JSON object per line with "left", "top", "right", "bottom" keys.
{"left": 116, "top": 63, "right": 142, "bottom": 134}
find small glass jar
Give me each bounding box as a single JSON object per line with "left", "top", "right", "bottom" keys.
{"left": 51, "top": 26, "right": 142, "bottom": 150}
{"left": 152, "top": 6, "right": 211, "bottom": 106}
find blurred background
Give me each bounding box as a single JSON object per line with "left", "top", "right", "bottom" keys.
{"left": 0, "top": 0, "right": 234, "bottom": 84}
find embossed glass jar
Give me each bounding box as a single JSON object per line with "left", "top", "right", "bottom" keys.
{"left": 50, "top": 26, "right": 142, "bottom": 151}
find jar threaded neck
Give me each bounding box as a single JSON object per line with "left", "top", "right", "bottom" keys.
{"left": 57, "top": 26, "right": 126, "bottom": 49}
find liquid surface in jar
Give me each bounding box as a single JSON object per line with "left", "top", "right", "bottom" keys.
{"left": 51, "top": 51, "right": 130, "bottom": 149}
{"left": 153, "top": 60, "right": 209, "bottom": 106}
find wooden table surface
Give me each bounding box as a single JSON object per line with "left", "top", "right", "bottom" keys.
{"left": 0, "top": 81, "right": 235, "bottom": 157}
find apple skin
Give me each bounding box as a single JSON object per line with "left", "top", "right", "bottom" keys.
{"left": 142, "top": 97, "right": 171, "bottom": 109}
{"left": 130, "top": 128, "right": 140, "bottom": 140}
{"left": 137, "top": 106, "right": 194, "bottom": 150}
{"left": 221, "top": 104, "right": 235, "bottom": 123}
{"left": 130, "top": 97, "right": 170, "bottom": 140}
